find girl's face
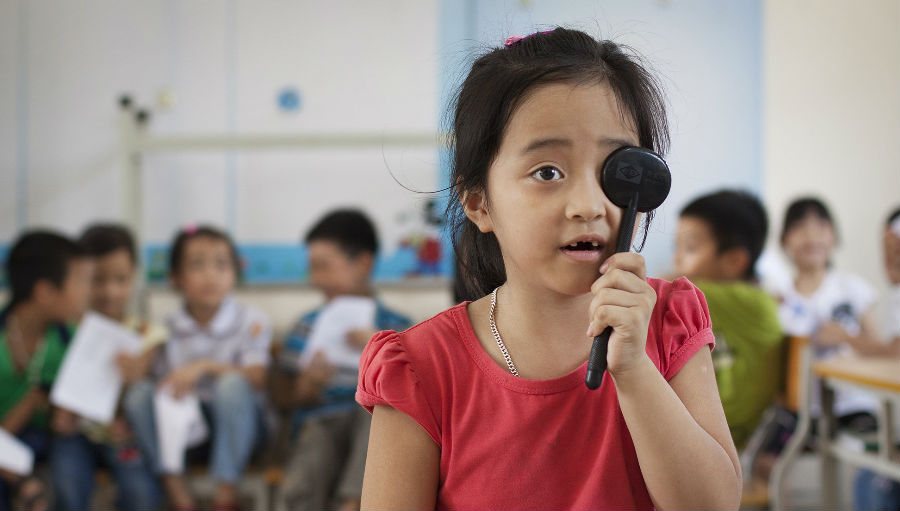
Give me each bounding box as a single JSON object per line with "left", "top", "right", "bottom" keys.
{"left": 172, "top": 236, "right": 237, "bottom": 311}
{"left": 465, "top": 82, "right": 639, "bottom": 296}
{"left": 782, "top": 213, "right": 836, "bottom": 271}
{"left": 90, "top": 249, "right": 136, "bottom": 321}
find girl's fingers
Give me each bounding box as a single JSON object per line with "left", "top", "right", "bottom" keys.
{"left": 586, "top": 304, "right": 636, "bottom": 338}
{"left": 600, "top": 252, "right": 648, "bottom": 280}
{"left": 589, "top": 287, "right": 642, "bottom": 311}
{"left": 591, "top": 267, "right": 650, "bottom": 295}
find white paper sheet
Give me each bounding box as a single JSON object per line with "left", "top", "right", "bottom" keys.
{"left": 50, "top": 312, "right": 143, "bottom": 424}
{"left": 153, "top": 388, "right": 208, "bottom": 474}
{"left": 299, "top": 296, "right": 376, "bottom": 381}
{"left": 0, "top": 428, "right": 34, "bottom": 476}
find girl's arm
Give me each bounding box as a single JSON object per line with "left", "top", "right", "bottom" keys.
{"left": 200, "top": 362, "right": 266, "bottom": 389}
{"left": 816, "top": 310, "right": 899, "bottom": 357}
{"left": 613, "top": 348, "right": 741, "bottom": 510}
{"left": 361, "top": 405, "right": 440, "bottom": 510}
{"left": 587, "top": 253, "right": 741, "bottom": 510}
{"left": 163, "top": 361, "right": 266, "bottom": 397}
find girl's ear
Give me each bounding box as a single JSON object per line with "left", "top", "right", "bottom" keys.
{"left": 461, "top": 190, "right": 493, "bottom": 233}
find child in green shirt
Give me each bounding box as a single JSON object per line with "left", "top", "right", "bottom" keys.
{"left": 672, "top": 190, "right": 783, "bottom": 449}
{"left": 0, "top": 231, "right": 91, "bottom": 510}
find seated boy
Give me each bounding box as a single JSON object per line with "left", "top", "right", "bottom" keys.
{"left": 0, "top": 231, "right": 91, "bottom": 510}
{"left": 276, "top": 210, "right": 412, "bottom": 511}
{"left": 49, "top": 224, "right": 165, "bottom": 511}
{"left": 672, "top": 190, "right": 783, "bottom": 449}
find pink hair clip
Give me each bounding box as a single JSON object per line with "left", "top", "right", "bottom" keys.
{"left": 504, "top": 35, "right": 524, "bottom": 47}
{"left": 183, "top": 224, "right": 198, "bottom": 235}
{"left": 504, "top": 30, "right": 554, "bottom": 48}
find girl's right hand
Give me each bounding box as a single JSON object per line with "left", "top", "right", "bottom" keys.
{"left": 586, "top": 253, "right": 658, "bottom": 378}
{"left": 161, "top": 361, "right": 208, "bottom": 398}
{"left": 815, "top": 321, "right": 849, "bottom": 347}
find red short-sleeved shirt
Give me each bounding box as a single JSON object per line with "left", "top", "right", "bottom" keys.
{"left": 357, "top": 277, "right": 714, "bottom": 510}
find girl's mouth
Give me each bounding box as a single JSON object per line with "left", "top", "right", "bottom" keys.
{"left": 560, "top": 241, "right": 605, "bottom": 262}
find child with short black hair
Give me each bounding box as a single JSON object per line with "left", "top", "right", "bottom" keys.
{"left": 0, "top": 230, "right": 91, "bottom": 511}
{"left": 672, "top": 189, "right": 783, "bottom": 448}
{"left": 124, "top": 225, "right": 271, "bottom": 510}
{"left": 277, "top": 209, "right": 411, "bottom": 511}
{"left": 48, "top": 223, "right": 163, "bottom": 511}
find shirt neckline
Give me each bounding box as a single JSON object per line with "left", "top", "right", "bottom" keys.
{"left": 449, "top": 303, "right": 588, "bottom": 395}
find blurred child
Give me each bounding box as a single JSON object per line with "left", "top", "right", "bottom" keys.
{"left": 673, "top": 190, "right": 783, "bottom": 449}
{"left": 277, "top": 210, "right": 411, "bottom": 511}
{"left": 883, "top": 206, "right": 900, "bottom": 354}
{"left": 0, "top": 231, "right": 91, "bottom": 511}
{"left": 124, "top": 226, "right": 271, "bottom": 510}
{"left": 770, "top": 197, "right": 887, "bottom": 422}
{"left": 49, "top": 224, "right": 163, "bottom": 511}
{"left": 853, "top": 206, "right": 900, "bottom": 511}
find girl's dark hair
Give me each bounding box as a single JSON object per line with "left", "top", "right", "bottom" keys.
{"left": 79, "top": 223, "right": 138, "bottom": 264}
{"left": 779, "top": 197, "right": 837, "bottom": 244}
{"left": 169, "top": 226, "right": 242, "bottom": 279}
{"left": 446, "top": 28, "right": 670, "bottom": 298}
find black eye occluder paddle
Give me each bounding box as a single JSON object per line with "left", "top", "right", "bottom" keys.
{"left": 585, "top": 146, "right": 671, "bottom": 390}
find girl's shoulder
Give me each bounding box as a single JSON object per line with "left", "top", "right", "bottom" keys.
{"left": 362, "top": 303, "right": 469, "bottom": 371}
{"left": 648, "top": 276, "right": 711, "bottom": 320}
{"left": 356, "top": 304, "right": 469, "bottom": 444}
{"left": 646, "top": 277, "right": 716, "bottom": 380}
{"left": 822, "top": 270, "right": 876, "bottom": 312}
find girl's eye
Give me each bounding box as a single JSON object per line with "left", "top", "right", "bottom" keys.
{"left": 532, "top": 166, "right": 562, "bottom": 182}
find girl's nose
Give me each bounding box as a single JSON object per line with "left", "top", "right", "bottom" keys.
{"left": 565, "top": 174, "right": 607, "bottom": 222}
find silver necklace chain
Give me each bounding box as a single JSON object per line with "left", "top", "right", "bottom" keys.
{"left": 489, "top": 286, "right": 519, "bottom": 377}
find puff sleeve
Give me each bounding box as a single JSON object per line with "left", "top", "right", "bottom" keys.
{"left": 651, "top": 277, "right": 716, "bottom": 380}
{"left": 357, "top": 330, "right": 441, "bottom": 444}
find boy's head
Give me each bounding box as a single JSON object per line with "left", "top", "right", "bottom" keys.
{"left": 674, "top": 190, "right": 768, "bottom": 282}
{"left": 885, "top": 206, "right": 900, "bottom": 285}
{"left": 5, "top": 230, "right": 92, "bottom": 323}
{"left": 79, "top": 223, "right": 138, "bottom": 321}
{"left": 305, "top": 209, "right": 378, "bottom": 300}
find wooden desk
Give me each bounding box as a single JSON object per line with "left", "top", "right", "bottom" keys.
{"left": 813, "top": 355, "right": 900, "bottom": 394}
{"left": 814, "top": 355, "right": 899, "bottom": 510}
{"left": 770, "top": 350, "right": 900, "bottom": 510}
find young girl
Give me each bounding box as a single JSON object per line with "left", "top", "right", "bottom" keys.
{"left": 771, "top": 198, "right": 889, "bottom": 419}
{"left": 124, "top": 226, "right": 272, "bottom": 510}
{"left": 356, "top": 28, "right": 741, "bottom": 510}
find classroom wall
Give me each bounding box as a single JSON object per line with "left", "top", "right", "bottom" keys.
{"left": 6, "top": 0, "right": 895, "bottom": 323}
{"left": 0, "top": 0, "right": 439, "bottom": 241}
{"left": 763, "top": 0, "right": 900, "bottom": 326}
{"left": 2, "top": 0, "right": 761, "bottom": 274}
